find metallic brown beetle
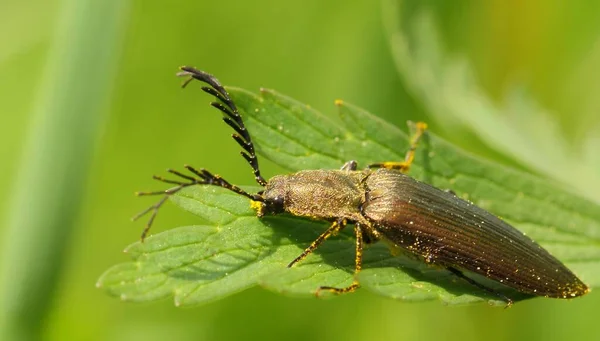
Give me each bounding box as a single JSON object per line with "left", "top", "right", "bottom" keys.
{"left": 135, "top": 67, "right": 589, "bottom": 305}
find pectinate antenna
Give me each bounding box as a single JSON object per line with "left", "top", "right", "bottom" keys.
{"left": 177, "top": 66, "right": 267, "bottom": 187}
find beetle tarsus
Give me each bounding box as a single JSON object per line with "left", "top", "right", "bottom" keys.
{"left": 312, "top": 222, "right": 365, "bottom": 297}
{"left": 368, "top": 121, "right": 428, "bottom": 173}
{"left": 316, "top": 282, "right": 360, "bottom": 296}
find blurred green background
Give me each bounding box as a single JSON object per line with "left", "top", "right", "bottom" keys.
{"left": 1, "top": 0, "right": 599, "bottom": 340}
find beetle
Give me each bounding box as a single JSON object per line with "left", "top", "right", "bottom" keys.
{"left": 134, "top": 66, "right": 589, "bottom": 305}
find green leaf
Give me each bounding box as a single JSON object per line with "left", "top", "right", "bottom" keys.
{"left": 98, "top": 87, "right": 600, "bottom": 307}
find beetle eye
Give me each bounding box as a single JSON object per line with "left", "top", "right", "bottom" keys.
{"left": 268, "top": 195, "right": 285, "bottom": 213}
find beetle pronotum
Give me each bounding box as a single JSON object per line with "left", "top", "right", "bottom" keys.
{"left": 134, "top": 67, "right": 589, "bottom": 306}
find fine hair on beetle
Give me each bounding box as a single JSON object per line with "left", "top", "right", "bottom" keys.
{"left": 134, "top": 66, "right": 589, "bottom": 306}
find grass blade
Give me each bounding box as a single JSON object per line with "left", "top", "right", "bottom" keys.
{"left": 0, "top": 0, "right": 128, "bottom": 339}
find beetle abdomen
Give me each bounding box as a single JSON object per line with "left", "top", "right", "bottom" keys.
{"left": 362, "top": 169, "right": 588, "bottom": 298}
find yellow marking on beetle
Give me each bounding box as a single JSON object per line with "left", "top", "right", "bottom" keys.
{"left": 250, "top": 200, "right": 264, "bottom": 216}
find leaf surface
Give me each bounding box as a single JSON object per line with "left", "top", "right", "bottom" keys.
{"left": 98, "top": 87, "right": 600, "bottom": 306}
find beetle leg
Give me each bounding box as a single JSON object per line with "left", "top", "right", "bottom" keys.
{"left": 368, "top": 121, "right": 428, "bottom": 173}
{"left": 316, "top": 223, "right": 366, "bottom": 295}
{"left": 340, "top": 160, "right": 358, "bottom": 171}
{"left": 287, "top": 219, "right": 348, "bottom": 268}
{"left": 446, "top": 267, "right": 514, "bottom": 307}
{"left": 361, "top": 226, "right": 380, "bottom": 244}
